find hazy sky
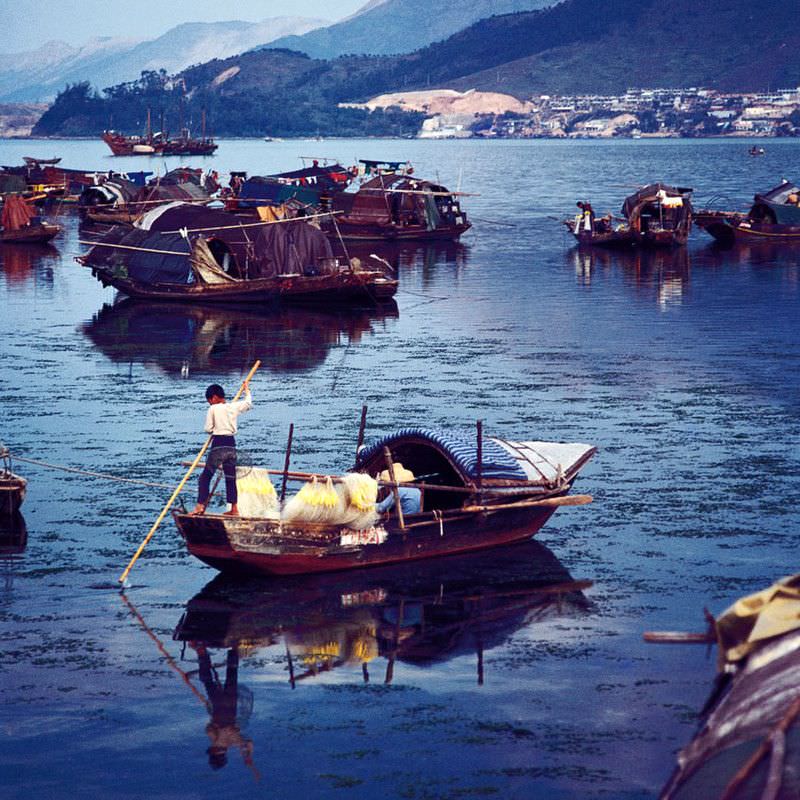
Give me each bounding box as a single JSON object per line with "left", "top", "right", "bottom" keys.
{"left": 0, "top": 0, "right": 366, "bottom": 52}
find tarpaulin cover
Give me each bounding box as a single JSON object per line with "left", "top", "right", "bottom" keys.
{"left": 87, "top": 203, "right": 333, "bottom": 283}
{"left": 621, "top": 183, "right": 692, "bottom": 218}
{"left": 753, "top": 181, "right": 800, "bottom": 225}
{"left": 1, "top": 194, "right": 34, "bottom": 230}
{"left": 84, "top": 225, "right": 192, "bottom": 284}
{"left": 356, "top": 428, "right": 530, "bottom": 483}
{"left": 249, "top": 221, "right": 333, "bottom": 278}
{"left": 715, "top": 574, "right": 800, "bottom": 663}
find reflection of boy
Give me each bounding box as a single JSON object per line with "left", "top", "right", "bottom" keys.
{"left": 195, "top": 645, "right": 255, "bottom": 772}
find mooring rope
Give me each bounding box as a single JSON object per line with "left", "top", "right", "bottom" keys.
{"left": 9, "top": 454, "right": 174, "bottom": 489}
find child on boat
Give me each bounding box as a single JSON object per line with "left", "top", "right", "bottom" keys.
{"left": 192, "top": 381, "right": 252, "bottom": 516}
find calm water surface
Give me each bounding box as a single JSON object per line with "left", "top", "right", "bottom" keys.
{"left": 1, "top": 137, "right": 799, "bottom": 799}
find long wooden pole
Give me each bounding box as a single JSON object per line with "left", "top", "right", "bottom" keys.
{"left": 280, "top": 423, "right": 294, "bottom": 503}
{"left": 355, "top": 404, "right": 368, "bottom": 464}
{"left": 118, "top": 359, "right": 261, "bottom": 584}
{"left": 383, "top": 446, "right": 405, "bottom": 530}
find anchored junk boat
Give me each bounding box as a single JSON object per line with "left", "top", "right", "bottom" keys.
{"left": 695, "top": 179, "right": 800, "bottom": 246}
{"left": 77, "top": 202, "right": 397, "bottom": 304}
{"left": 565, "top": 183, "right": 693, "bottom": 248}
{"left": 173, "top": 427, "right": 595, "bottom": 576}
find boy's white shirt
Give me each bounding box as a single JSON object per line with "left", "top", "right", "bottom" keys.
{"left": 204, "top": 390, "right": 253, "bottom": 435}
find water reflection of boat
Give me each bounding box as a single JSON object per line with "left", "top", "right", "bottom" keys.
{"left": 0, "top": 512, "right": 27, "bottom": 555}
{"left": 0, "top": 242, "right": 59, "bottom": 287}
{"left": 173, "top": 541, "right": 592, "bottom": 684}
{"left": 569, "top": 245, "right": 690, "bottom": 307}
{"left": 82, "top": 298, "right": 398, "bottom": 376}
{"left": 336, "top": 239, "right": 470, "bottom": 275}
{"left": 660, "top": 575, "right": 800, "bottom": 799}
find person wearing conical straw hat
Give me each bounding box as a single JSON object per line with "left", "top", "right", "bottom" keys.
{"left": 191, "top": 380, "right": 253, "bottom": 516}
{"left": 376, "top": 463, "right": 421, "bottom": 516}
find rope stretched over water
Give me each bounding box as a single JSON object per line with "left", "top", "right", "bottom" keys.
{"left": 9, "top": 454, "right": 174, "bottom": 489}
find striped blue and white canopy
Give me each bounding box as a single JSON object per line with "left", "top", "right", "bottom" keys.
{"left": 357, "top": 428, "right": 595, "bottom": 486}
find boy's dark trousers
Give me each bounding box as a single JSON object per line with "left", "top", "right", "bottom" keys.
{"left": 198, "top": 435, "right": 237, "bottom": 505}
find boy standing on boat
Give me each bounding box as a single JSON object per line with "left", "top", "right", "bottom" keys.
{"left": 192, "top": 381, "right": 252, "bottom": 516}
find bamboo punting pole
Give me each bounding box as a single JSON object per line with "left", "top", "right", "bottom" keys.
{"left": 355, "top": 405, "right": 368, "bottom": 464}
{"left": 79, "top": 240, "right": 191, "bottom": 257}
{"left": 460, "top": 494, "right": 592, "bottom": 514}
{"left": 383, "top": 446, "right": 405, "bottom": 530}
{"left": 280, "top": 424, "right": 294, "bottom": 503}
{"left": 158, "top": 211, "right": 342, "bottom": 235}
{"left": 118, "top": 359, "right": 261, "bottom": 585}
{"left": 179, "top": 461, "right": 569, "bottom": 497}
{"left": 476, "top": 420, "right": 483, "bottom": 495}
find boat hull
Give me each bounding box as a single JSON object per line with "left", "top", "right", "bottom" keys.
{"left": 83, "top": 265, "right": 398, "bottom": 305}
{"left": 0, "top": 473, "right": 26, "bottom": 515}
{"left": 0, "top": 223, "right": 60, "bottom": 244}
{"left": 569, "top": 228, "right": 687, "bottom": 248}
{"left": 173, "top": 503, "right": 561, "bottom": 576}
{"left": 695, "top": 211, "right": 800, "bottom": 246}
{"left": 331, "top": 222, "right": 471, "bottom": 242}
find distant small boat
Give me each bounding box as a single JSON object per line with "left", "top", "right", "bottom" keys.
{"left": 748, "top": 145, "right": 766, "bottom": 156}
{"left": 22, "top": 156, "right": 61, "bottom": 166}
{"left": 0, "top": 449, "right": 26, "bottom": 515}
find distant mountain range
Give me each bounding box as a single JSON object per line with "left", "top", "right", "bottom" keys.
{"left": 0, "top": 17, "right": 327, "bottom": 102}
{"left": 266, "top": 0, "right": 554, "bottom": 59}
{"left": 33, "top": 0, "right": 800, "bottom": 139}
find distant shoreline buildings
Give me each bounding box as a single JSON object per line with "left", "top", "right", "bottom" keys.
{"left": 348, "top": 86, "right": 800, "bottom": 140}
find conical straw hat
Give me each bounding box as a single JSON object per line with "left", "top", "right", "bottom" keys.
{"left": 378, "top": 463, "right": 415, "bottom": 483}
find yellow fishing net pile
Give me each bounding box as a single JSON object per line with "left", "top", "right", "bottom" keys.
{"left": 281, "top": 473, "right": 378, "bottom": 528}
{"left": 235, "top": 468, "right": 279, "bottom": 518}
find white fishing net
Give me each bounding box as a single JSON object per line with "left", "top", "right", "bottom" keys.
{"left": 281, "top": 473, "right": 378, "bottom": 529}
{"left": 235, "top": 467, "right": 279, "bottom": 519}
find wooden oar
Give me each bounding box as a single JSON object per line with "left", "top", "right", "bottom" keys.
{"left": 118, "top": 360, "right": 261, "bottom": 585}
{"left": 461, "top": 494, "right": 593, "bottom": 513}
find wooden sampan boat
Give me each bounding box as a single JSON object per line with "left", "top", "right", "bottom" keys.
{"left": 0, "top": 449, "right": 26, "bottom": 515}
{"left": 174, "top": 427, "right": 596, "bottom": 576}
{"left": 660, "top": 574, "right": 800, "bottom": 799}
{"left": 695, "top": 180, "right": 800, "bottom": 246}
{"left": 565, "top": 183, "right": 693, "bottom": 249}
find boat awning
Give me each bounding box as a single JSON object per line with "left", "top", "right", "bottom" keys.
{"left": 356, "top": 427, "right": 595, "bottom": 486}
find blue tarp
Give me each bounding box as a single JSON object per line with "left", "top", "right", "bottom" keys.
{"left": 356, "top": 427, "right": 528, "bottom": 482}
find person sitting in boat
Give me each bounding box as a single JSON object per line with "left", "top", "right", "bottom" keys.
{"left": 376, "top": 464, "right": 422, "bottom": 516}
{"left": 192, "top": 381, "right": 253, "bottom": 516}
{"left": 575, "top": 201, "right": 595, "bottom": 233}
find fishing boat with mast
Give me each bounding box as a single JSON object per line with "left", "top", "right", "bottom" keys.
{"left": 102, "top": 110, "right": 217, "bottom": 157}
{"left": 172, "top": 424, "right": 595, "bottom": 576}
